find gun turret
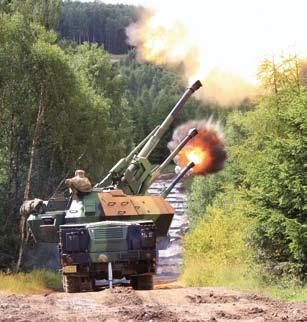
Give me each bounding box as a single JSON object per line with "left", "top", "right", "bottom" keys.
{"left": 96, "top": 80, "right": 202, "bottom": 195}
{"left": 94, "top": 126, "right": 159, "bottom": 188}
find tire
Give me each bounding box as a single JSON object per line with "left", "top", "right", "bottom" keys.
{"left": 131, "top": 274, "right": 153, "bottom": 290}
{"left": 82, "top": 278, "right": 95, "bottom": 291}
{"left": 63, "top": 275, "right": 81, "bottom": 293}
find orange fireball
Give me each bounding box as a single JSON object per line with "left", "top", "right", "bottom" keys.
{"left": 169, "top": 119, "right": 227, "bottom": 176}
{"left": 179, "top": 146, "right": 209, "bottom": 174}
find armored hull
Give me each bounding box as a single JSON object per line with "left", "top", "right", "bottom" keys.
{"left": 28, "top": 189, "right": 174, "bottom": 243}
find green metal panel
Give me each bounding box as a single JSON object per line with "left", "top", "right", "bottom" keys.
{"left": 87, "top": 222, "right": 128, "bottom": 253}
{"left": 103, "top": 214, "right": 173, "bottom": 237}
{"left": 27, "top": 211, "right": 65, "bottom": 243}
{"left": 82, "top": 192, "right": 101, "bottom": 216}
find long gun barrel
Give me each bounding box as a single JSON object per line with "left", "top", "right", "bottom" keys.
{"left": 161, "top": 161, "right": 195, "bottom": 198}
{"left": 137, "top": 80, "right": 202, "bottom": 158}
{"left": 140, "top": 128, "right": 198, "bottom": 193}
{"left": 94, "top": 126, "right": 159, "bottom": 188}
{"left": 123, "top": 80, "right": 202, "bottom": 185}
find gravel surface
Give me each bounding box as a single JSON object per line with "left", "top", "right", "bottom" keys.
{"left": 0, "top": 286, "right": 306, "bottom": 322}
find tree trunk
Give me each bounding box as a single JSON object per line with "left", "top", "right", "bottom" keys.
{"left": 4, "top": 113, "right": 17, "bottom": 229}
{"left": 16, "top": 86, "right": 46, "bottom": 272}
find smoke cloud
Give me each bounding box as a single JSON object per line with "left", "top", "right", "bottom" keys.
{"left": 168, "top": 119, "right": 227, "bottom": 175}
{"left": 126, "top": 0, "right": 307, "bottom": 106}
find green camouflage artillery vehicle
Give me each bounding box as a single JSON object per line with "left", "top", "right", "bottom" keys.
{"left": 23, "top": 80, "right": 202, "bottom": 292}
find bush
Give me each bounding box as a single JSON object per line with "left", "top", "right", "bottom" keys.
{"left": 187, "top": 172, "right": 228, "bottom": 227}
{"left": 182, "top": 187, "right": 255, "bottom": 287}
{"left": 235, "top": 87, "right": 307, "bottom": 282}
{"left": 248, "top": 209, "right": 307, "bottom": 285}
{"left": 182, "top": 186, "right": 307, "bottom": 300}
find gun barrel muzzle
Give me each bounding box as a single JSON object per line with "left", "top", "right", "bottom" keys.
{"left": 189, "top": 80, "right": 202, "bottom": 92}
{"left": 161, "top": 161, "right": 195, "bottom": 198}
{"left": 146, "top": 128, "right": 198, "bottom": 188}
{"left": 137, "top": 80, "right": 203, "bottom": 159}
{"left": 159, "top": 127, "right": 198, "bottom": 169}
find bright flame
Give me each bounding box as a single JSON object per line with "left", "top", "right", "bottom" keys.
{"left": 179, "top": 145, "right": 210, "bottom": 174}
{"left": 186, "top": 147, "right": 206, "bottom": 166}
{"left": 169, "top": 119, "right": 227, "bottom": 175}
{"left": 126, "top": 0, "right": 307, "bottom": 105}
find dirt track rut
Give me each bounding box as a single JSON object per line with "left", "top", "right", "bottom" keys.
{"left": 0, "top": 286, "right": 306, "bottom": 322}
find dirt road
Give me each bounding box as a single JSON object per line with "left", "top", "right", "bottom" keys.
{"left": 0, "top": 284, "right": 306, "bottom": 322}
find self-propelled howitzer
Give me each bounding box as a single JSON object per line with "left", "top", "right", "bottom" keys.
{"left": 26, "top": 80, "right": 202, "bottom": 292}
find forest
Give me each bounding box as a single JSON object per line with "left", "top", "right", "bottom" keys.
{"left": 59, "top": 0, "right": 139, "bottom": 54}
{"left": 0, "top": 0, "right": 306, "bottom": 297}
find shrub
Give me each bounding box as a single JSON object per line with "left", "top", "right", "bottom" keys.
{"left": 182, "top": 187, "right": 255, "bottom": 287}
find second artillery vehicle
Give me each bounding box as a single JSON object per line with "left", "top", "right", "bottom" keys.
{"left": 24, "top": 80, "right": 202, "bottom": 292}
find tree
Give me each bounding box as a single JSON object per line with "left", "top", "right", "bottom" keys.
{"left": 230, "top": 56, "right": 306, "bottom": 282}
{"left": 0, "top": 13, "right": 133, "bottom": 269}
{"left": 185, "top": 55, "right": 306, "bottom": 284}
{"left": 69, "top": 42, "right": 135, "bottom": 170}
{"left": 12, "top": 0, "right": 62, "bottom": 29}
{"left": 58, "top": 1, "right": 139, "bottom": 54}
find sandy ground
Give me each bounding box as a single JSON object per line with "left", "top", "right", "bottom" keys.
{"left": 0, "top": 283, "right": 306, "bottom": 322}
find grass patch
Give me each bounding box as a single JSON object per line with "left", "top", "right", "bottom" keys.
{"left": 180, "top": 258, "right": 307, "bottom": 301}
{"left": 181, "top": 200, "right": 257, "bottom": 291}
{"left": 0, "top": 269, "right": 62, "bottom": 294}
{"left": 261, "top": 284, "right": 307, "bottom": 301}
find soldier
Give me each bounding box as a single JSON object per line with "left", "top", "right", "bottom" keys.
{"left": 65, "top": 170, "right": 92, "bottom": 199}
{"left": 20, "top": 198, "right": 45, "bottom": 217}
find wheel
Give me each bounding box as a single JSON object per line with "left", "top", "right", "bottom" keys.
{"left": 63, "top": 275, "right": 81, "bottom": 293}
{"left": 130, "top": 274, "right": 153, "bottom": 290}
{"left": 81, "top": 278, "right": 95, "bottom": 291}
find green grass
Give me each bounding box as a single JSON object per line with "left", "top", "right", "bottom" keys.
{"left": 180, "top": 259, "right": 307, "bottom": 301}
{"left": 0, "top": 269, "right": 62, "bottom": 294}
{"left": 262, "top": 284, "right": 307, "bottom": 301}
